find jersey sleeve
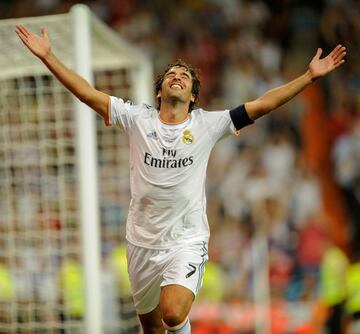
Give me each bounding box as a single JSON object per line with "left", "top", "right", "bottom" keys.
{"left": 106, "top": 96, "right": 140, "bottom": 132}
{"left": 202, "top": 109, "right": 237, "bottom": 143}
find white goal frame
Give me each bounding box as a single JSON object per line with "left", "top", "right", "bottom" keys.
{"left": 1, "top": 5, "right": 153, "bottom": 333}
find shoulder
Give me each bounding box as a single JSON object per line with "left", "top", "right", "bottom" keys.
{"left": 192, "top": 107, "right": 235, "bottom": 139}
{"left": 190, "top": 108, "right": 217, "bottom": 118}
{"left": 134, "top": 102, "right": 157, "bottom": 116}
{"left": 191, "top": 107, "right": 230, "bottom": 120}
{"left": 111, "top": 97, "right": 157, "bottom": 117}
{"left": 191, "top": 108, "right": 209, "bottom": 115}
{"left": 192, "top": 107, "right": 229, "bottom": 114}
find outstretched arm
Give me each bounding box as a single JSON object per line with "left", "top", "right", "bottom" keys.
{"left": 244, "top": 45, "right": 346, "bottom": 121}
{"left": 15, "top": 25, "right": 109, "bottom": 120}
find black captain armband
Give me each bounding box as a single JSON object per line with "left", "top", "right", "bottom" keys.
{"left": 229, "top": 104, "right": 254, "bottom": 131}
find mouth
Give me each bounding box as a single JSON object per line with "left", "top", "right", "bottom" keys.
{"left": 170, "top": 83, "right": 183, "bottom": 90}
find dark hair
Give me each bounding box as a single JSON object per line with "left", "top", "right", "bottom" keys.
{"left": 154, "top": 59, "right": 201, "bottom": 112}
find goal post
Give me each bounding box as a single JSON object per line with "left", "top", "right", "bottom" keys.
{"left": 0, "top": 5, "right": 152, "bottom": 333}
{"left": 72, "top": 5, "right": 102, "bottom": 334}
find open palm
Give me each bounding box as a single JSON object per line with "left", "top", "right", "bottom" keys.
{"left": 15, "top": 25, "right": 51, "bottom": 60}
{"left": 309, "top": 45, "right": 346, "bottom": 80}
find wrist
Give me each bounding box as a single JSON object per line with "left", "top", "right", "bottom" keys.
{"left": 305, "top": 69, "right": 320, "bottom": 83}
{"left": 41, "top": 50, "right": 54, "bottom": 64}
{"left": 306, "top": 69, "right": 318, "bottom": 83}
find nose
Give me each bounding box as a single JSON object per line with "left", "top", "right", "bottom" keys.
{"left": 173, "top": 72, "right": 182, "bottom": 80}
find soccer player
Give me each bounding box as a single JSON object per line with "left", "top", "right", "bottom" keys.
{"left": 15, "top": 24, "right": 346, "bottom": 334}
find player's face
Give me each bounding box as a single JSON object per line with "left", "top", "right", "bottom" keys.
{"left": 158, "top": 66, "right": 195, "bottom": 104}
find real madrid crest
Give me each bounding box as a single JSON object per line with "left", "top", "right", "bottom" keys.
{"left": 182, "top": 130, "right": 194, "bottom": 145}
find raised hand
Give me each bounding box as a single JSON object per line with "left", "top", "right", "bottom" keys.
{"left": 308, "top": 44, "right": 346, "bottom": 80}
{"left": 15, "top": 25, "right": 51, "bottom": 60}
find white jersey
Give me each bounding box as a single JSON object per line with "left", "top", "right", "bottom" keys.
{"left": 108, "top": 96, "right": 236, "bottom": 249}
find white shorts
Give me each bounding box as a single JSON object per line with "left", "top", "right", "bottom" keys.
{"left": 126, "top": 241, "right": 208, "bottom": 315}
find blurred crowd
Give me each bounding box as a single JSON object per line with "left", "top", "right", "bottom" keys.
{"left": 1, "top": 0, "right": 360, "bottom": 333}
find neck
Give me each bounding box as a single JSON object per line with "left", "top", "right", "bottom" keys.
{"left": 159, "top": 100, "right": 190, "bottom": 124}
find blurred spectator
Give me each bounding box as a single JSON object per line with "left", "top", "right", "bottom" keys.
{"left": 109, "top": 243, "right": 140, "bottom": 333}
{"left": 59, "top": 253, "right": 84, "bottom": 321}
{"left": 290, "top": 159, "right": 323, "bottom": 229}
{"left": 345, "top": 250, "right": 360, "bottom": 334}
{"left": 320, "top": 243, "right": 349, "bottom": 334}
{"left": 1, "top": 0, "right": 359, "bottom": 333}
{"left": 0, "top": 256, "right": 15, "bottom": 327}
{"left": 332, "top": 116, "right": 360, "bottom": 254}
{"left": 296, "top": 212, "right": 327, "bottom": 279}
{"left": 196, "top": 260, "right": 226, "bottom": 304}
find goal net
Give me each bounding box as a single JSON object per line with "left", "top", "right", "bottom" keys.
{"left": 0, "top": 6, "right": 152, "bottom": 334}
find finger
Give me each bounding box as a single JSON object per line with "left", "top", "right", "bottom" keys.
{"left": 335, "top": 44, "right": 344, "bottom": 52}
{"left": 16, "top": 24, "right": 28, "bottom": 35}
{"left": 15, "top": 26, "right": 22, "bottom": 36}
{"left": 331, "top": 45, "right": 345, "bottom": 59}
{"left": 15, "top": 24, "right": 25, "bottom": 35}
{"left": 334, "top": 51, "right": 346, "bottom": 63}
{"left": 40, "top": 26, "right": 48, "bottom": 38}
{"left": 15, "top": 29, "right": 28, "bottom": 42}
{"left": 314, "top": 48, "right": 323, "bottom": 60}
{"left": 16, "top": 24, "right": 31, "bottom": 37}
{"left": 336, "top": 47, "right": 346, "bottom": 60}
{"left": 333, "top": 50, "right": 346, "bottom": 59}
{"left": 333, "top": 44, "right": 343, "bottom": 52}
{"left": 332, "top": 47, "right": 346, "bottom": 63}
{"left": 17, "top": 32, "right": 32, "bottom": 49}
{"left": 333, "top": 59, "right": 345, "bottom": 69}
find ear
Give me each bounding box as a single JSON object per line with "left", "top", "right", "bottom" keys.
{"left": 190, "top": 94, "right": 195, "bottom": 102}
{"left": 157, "top": 91, "right": 161, "bottom": 99}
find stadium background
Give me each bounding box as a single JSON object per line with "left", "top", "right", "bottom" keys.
{"left": 0, "top": 0, "right": 359, "bottom": 333}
